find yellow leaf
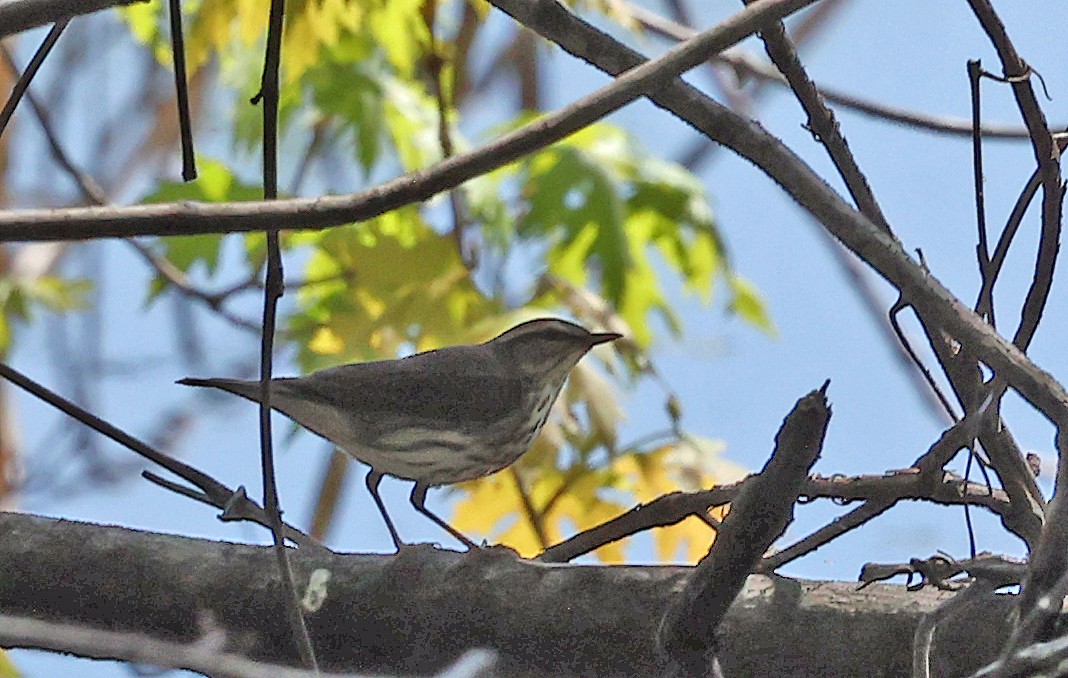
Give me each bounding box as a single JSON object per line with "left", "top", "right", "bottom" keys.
{"left": 0, "top": 649, "right": 20, "bottom": 678}
{"left": 308, "top": 326, "right": 344, "bottom": 355}
{"left": 654, "top": 515, "right": 716, "bottom": 563}
{"left": 612, "top": 448, "right": 676, "bottom": 503}
{"left": 451, "top": 467, "right": 568, "bottom": 558}
{"left": 451, "top": 473, "right": 517, "bottom": 536}
{"left": 611, "top": 441, "right": 746, "bottom": 563}
{"left": 493, "top": 514, "right": 545, "bottom": 559}
{"left": 549, "top": 489, "right": 628, "bottom": 563}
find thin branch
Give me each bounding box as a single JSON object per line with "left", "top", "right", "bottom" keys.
{"left": 289, "top": 118, "right": 330, "bottom": 195}
{"left": 0, "top": 613, "right": 497, "bottom": 678}
{"left": 423, "top": 9, "right": 474, "bottom": 268}
{"left": 3, "top": 0, "right": 1066, "bottom": 434}
{"left": 0, "top": 0, "right": 819, "bottom": 243}
{"left": 888, "top": 298, "right": 959, "bottom": 421}
{"left": 0, "top": 42, "right": 110, "bottom": 206}
{"left": 0, "top": 0, "right": 145, "bottom": 39}
{"left": 510, "top": 467, "right": 548, "bottom": 549}
{"left": 1, "top": 46, "right": 263, "bottom": 334}
{"left": 744, "top": 0, "right": 889, "bottom": 232}
{"left": 970, "top": 60, "right": 994, "bottom": 325}
{"left": 0, "top": 615, "right": 325, "bottom": 678}
{"left": 0, "top": 19, "right": 67, "bottom": 138}
{"left": 0, "top": 360, "right": 327, "bottom": 552}
{"left": 486, "top": 0, "right": 1068, "bottom": 440}
{"left": 538, "top": 468, "right": 1015, "bottom": 564}
{"left": 966, "top": 0, "right": 1064, "bottom": 359}
{"left": 974, "top": 165, "right": 1052, "bottom": 324}
{"left": 166, "top": 0, "right": 196, "bottom": 180}
{"left": 629, "top": 3, "right": 1061, "bottom": 141}
{"left": 758, "top": 498, "right": 897, "bottom": 572}
{"left": 744, "top": 0, "right": 956, "bottom": 425}
{"left": 1011, "top": 428, "right": 1068, "bottom": 651}
{"left": 254, "top": 0, "right": 318, "bottom": 666}
{"left": 126, "top": 240, "right": 263, "bottom": 331}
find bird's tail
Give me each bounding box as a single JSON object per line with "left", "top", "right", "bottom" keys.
{"left": 177, "top": 377, "right": 264, "bottom": 403}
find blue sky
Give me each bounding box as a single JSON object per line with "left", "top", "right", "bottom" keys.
{"left": 9, "top": 1, "right": 1068, "bottom": 674}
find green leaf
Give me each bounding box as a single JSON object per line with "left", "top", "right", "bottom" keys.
{"left": 499, "top": 121, "right": 756, "bottom": 344}
{"left": 137, "top": 158, "right": 262, "bottom": 300}
{"left": 728, "top": 275, "right": 777, "bottom": 336}
{"left": 366, "top": 0, "right": 428, "bottom": 78}
{"left": 309, "top": 60, "right": 385, "bottom": 173}
{"left": 26, "top": 276, "right": 91, "bottom": 312}
{"left": 381, "top": 75, "right": 443, "bottom": 171}
{"left": 141, "top": 158, "right": 262, "bottom": 205}
{"left": 288, "top": 208, "right": 497, "bottom": 370}
{"left": 0, "top": 275, "right": 90, "bottom": 355}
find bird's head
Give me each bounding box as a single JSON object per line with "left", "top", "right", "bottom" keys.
{"left": 487, "top": 318, "right": 621, "bottom": 377}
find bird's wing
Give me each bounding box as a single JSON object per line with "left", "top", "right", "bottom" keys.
{"left": 279, "top": 347, "right": 525, "bottom": 430}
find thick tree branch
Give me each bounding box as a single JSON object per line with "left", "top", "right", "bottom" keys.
{"left": 657, "top": 385, "right": 830, "bottom": 672}
{"left": 0, "top": 512, "right": 1016, "bottom": 677}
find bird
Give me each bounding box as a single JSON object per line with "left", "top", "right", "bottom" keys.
{"left": 178, "top": 317, "right": 622, "bottom": 550}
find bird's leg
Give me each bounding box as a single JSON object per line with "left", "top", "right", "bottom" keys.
{"left": 409, "top": 482, "right": 478, "bottom": 550}
{"left": 365, "top": 469, "right": 404, "bottom": 551}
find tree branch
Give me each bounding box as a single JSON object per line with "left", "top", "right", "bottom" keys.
{"left": 0, "top": 512, "right": 1016, "bottom": 677}
{"left": 0, "top": 0, "right": 817, "bottom": 244}
{"left": 0, "top": 0, "right": 146, "bottom": 39}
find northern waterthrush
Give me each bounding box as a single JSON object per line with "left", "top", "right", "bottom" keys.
{"left": 179, "top": 318, "right": 622, "bottom": 550}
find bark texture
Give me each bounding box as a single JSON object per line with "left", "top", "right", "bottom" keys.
{"left": 0, "top": 512, "right": 1013, "bottom": 676}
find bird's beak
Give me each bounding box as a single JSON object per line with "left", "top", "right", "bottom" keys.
{"left": 588, "top": 332, "right": 623, "bottom": 347}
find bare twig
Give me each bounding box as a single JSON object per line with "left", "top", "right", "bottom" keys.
{"left": 1, "top": 46, "right": 262, "bottom": 334}
{"left": 744, "top": 0, "right": 889, "bottom": 232}
{"left": 0, "top": 614, "right": 321, "bottom": 678}
{"left": 0, "top": 360, "right": 327, "bottom": 552}
{"left": 166, "top": 0, "right": 196, "bottom": 180}
{"left": 487, "top": 0, "right": 1068, "bottom": 461}
{"left": 629, "top": 4, "right": 1058, "bottom": 141}
{"left": 759, "top": 498, "right": 896, "bottom": 572}
{"left": 510, "top": 467, "right": 548, "bottom": 550}
{"left": 0, "top": 42, "right": 108, "bottom": 205}
{"left": 422, "top": 8, "right": 474, "bottom": 268}
{"left": 970, "top": 60, "right": 994, "bottom": 325}
{"left": 0, "top": 0, "right": 144, "bottom": 39}
{"left": 253, "top": 0, "right": 319, "bottom": 667}
{"left": 965, "top": 0, "right": 1063, "bottom": 358}
{"left": 539, "top": 469, "right": 1018, "bottom": 564}
{"left": 0, "top": 613, "right": 497, "bottom": 678}
{"left": 0, "top": 19, "right": 67, "bottom": 138}
{"left": 1010, "top": 428, "right": 1068, "bottom": 653}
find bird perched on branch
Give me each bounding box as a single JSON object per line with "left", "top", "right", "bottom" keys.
{"left": 179, "top": 317, "right": 622, "bottom": 550}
